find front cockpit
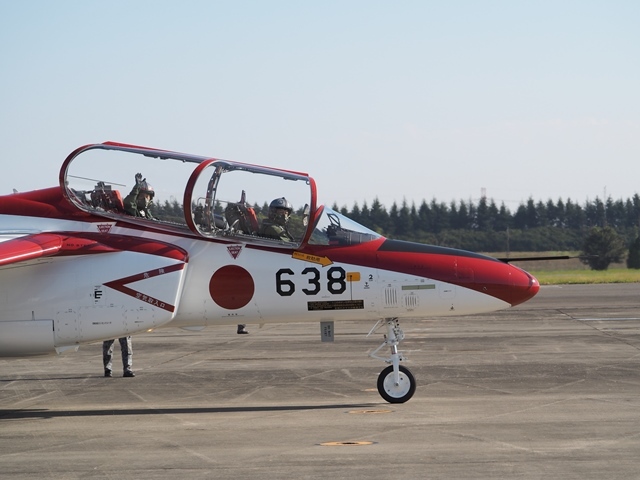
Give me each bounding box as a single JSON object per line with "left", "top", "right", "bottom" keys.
{"left": 183, "top": 159, "right": 314, "bottom": 246}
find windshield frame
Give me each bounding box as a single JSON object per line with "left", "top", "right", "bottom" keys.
{"left": 307, "top": 206, "right": 381, "bottom": 247}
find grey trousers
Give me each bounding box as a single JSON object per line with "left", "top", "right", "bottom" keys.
{"left": 103, "top": 337, "right": 133, "bottom": 372}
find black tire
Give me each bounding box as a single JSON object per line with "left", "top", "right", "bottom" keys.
{"left": 377, "top": 365, "right": 416, "bottom": 403}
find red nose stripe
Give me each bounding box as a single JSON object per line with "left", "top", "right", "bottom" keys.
{"left": 375, "top": 240, "right": 540, "bottom": 306}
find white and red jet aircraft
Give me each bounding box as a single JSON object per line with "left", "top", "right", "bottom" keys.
{"left": 0, "top": 141, "right": 539, "bottom": 402}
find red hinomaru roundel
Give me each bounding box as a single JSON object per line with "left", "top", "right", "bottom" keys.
{"left": 209, "top": 265, "right": 255, "bottom": 309}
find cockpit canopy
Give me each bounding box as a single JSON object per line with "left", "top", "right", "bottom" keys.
{"left": 61, "top": 142, "right": 381, "bottom": 249}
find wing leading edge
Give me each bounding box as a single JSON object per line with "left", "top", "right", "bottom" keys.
{"left": 0, "top": 233, "right": 118, "bottom": 267}
{"left": 0, "top": 231, "right": 189, "bottom": 268}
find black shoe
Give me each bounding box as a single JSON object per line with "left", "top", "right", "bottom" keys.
{"left": 104, "top": 369, "right": 112, "bottom": 377}
{"left": 123, "top": 370, "right": 135, "bottom": 377}
{"left": 237, "top": 328, "right": 248, "bottom": 334}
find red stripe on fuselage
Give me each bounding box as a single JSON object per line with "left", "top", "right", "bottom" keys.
{"left": 103, "top": 263, "right": 186, "bottom": 312}
{"left": 304, "top": 238, "right": 539, "bottom": 306}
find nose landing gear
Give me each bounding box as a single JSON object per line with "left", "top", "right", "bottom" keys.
{"left": 368, "top": 318, "right": 416, "bottom": 403}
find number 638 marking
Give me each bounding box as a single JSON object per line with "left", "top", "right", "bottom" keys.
{"left": 276, "top": 267, "right": 346, "bottom": 296}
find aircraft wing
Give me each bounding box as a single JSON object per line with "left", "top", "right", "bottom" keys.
{"left": 0, "top": 232, "right": 120, "bottom": 267}
{"left": 0, "top": 231, "right": 189, "bottom": 356}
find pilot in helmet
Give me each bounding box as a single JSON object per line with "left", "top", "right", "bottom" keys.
{"left": 259, "top": 197, "right": 294, "bottom": 241}
{"left": 123, "top": 173, "right": 155, "bottom": 219}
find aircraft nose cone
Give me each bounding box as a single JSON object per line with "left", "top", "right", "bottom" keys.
{"left": 508, "top": 265, "right": 540, "bottom": 306}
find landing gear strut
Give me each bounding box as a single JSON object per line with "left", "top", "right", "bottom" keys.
{"left": 368, "top": 318, "right": 416, "bottom": 403}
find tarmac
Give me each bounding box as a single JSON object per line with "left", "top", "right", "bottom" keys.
{"left": 1, "top": 283, "right": 640, "bottom": 479}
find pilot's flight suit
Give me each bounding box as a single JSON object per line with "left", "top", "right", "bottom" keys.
{"left": 259, "top": 220, "right": 294, "bottom": 242}
{"left": 123, "top": 185, "right": 154, "bottom": 219}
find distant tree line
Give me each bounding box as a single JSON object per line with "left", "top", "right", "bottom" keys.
{"left": 154, "top": 200, "right": 284, "bottom": 225}
{"left": 153, "top": 194, "right": 640, "bottom": 269}
{"left": 332, "top": 195, "right": 640, "bottom": 254}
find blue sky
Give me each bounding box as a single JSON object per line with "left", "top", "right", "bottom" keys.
{"left": 1, "top": 1, "right": 639, "bottom": 211}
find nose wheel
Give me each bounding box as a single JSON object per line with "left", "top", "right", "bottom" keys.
{"left": 369, "top": 318, "right": 416, "bottom": 403}
{"left": 377, "top": 364, "right": 416, "bottom": 403}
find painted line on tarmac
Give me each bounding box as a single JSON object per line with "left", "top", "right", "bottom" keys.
{"left": 578, "top": 317, "right": 640, "bottom": 321}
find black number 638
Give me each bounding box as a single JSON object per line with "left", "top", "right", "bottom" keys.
{"left": 275, "top": 267, "right": 346, "bottom": 296}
